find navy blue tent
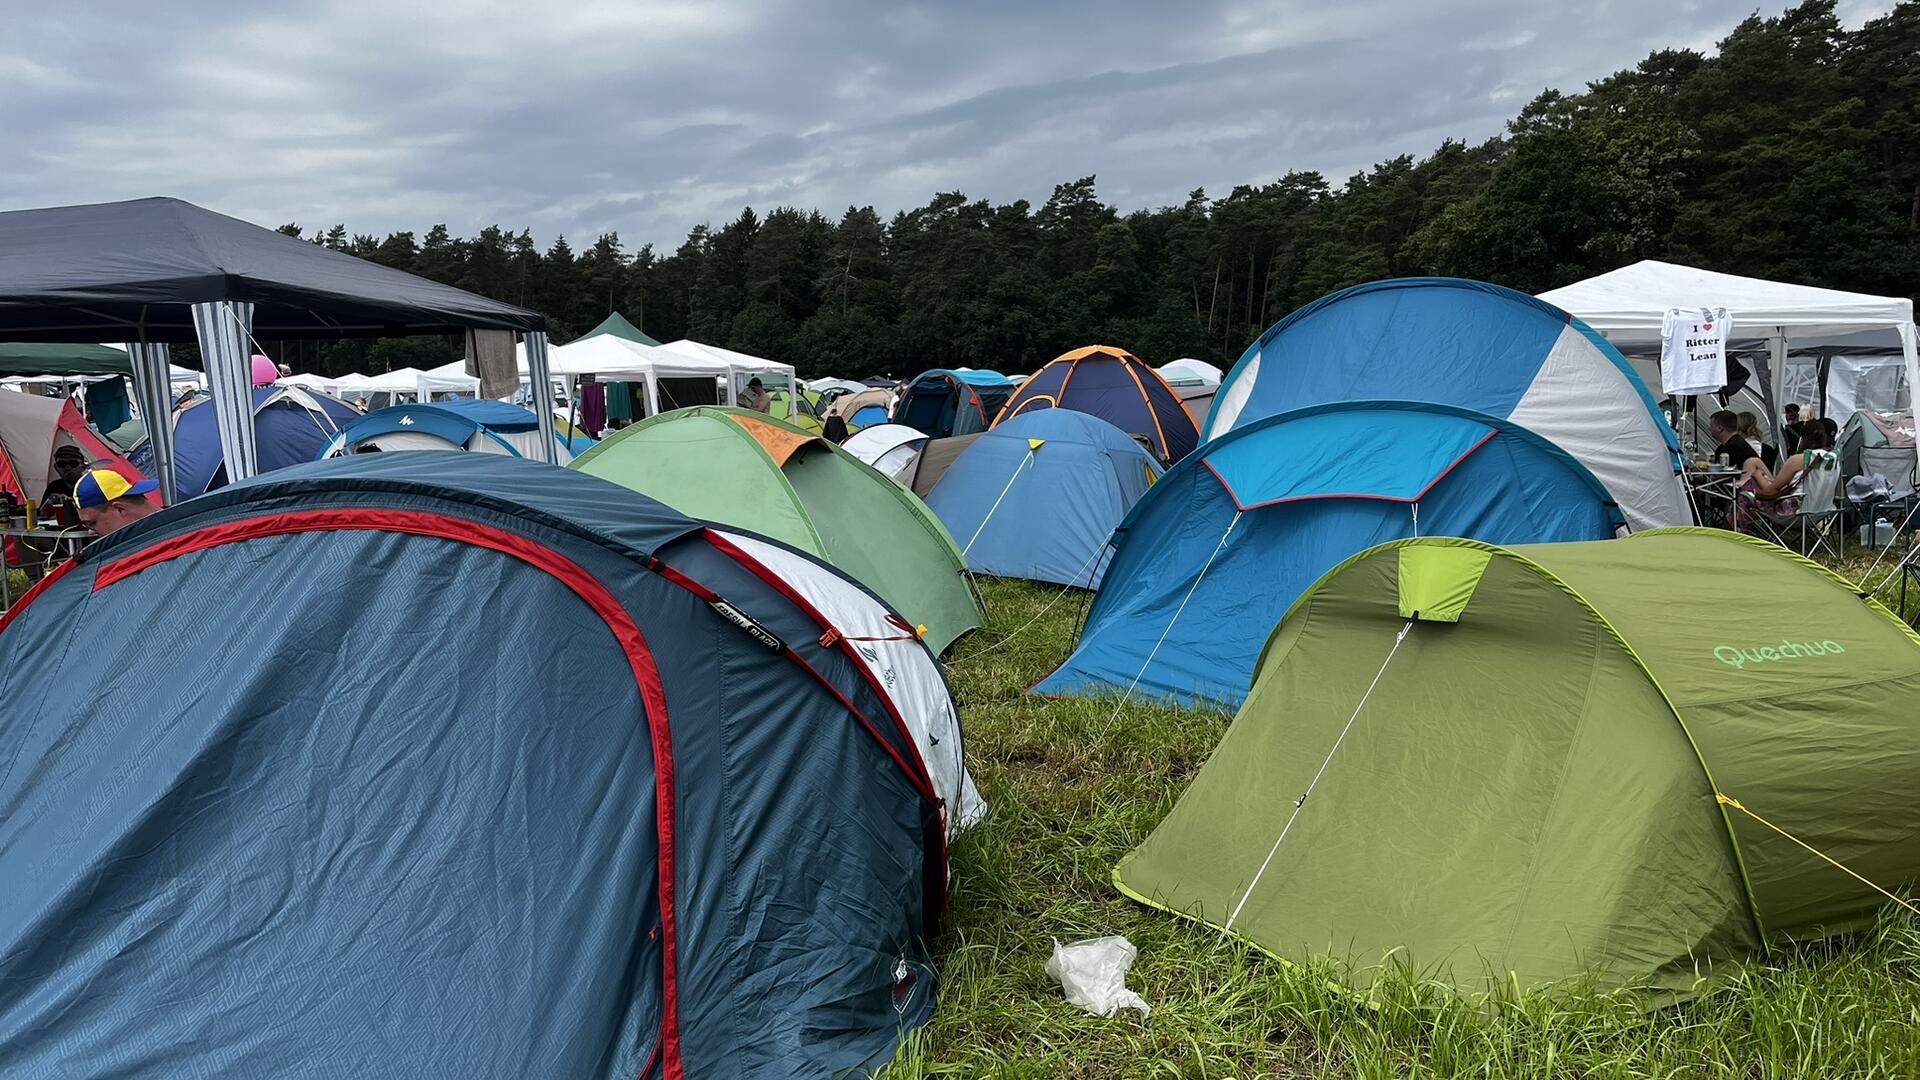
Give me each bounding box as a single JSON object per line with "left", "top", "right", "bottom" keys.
{"left": 926, "top": 409, "right": 1159, "bottom": 587}
{"left": 893, "top": 369, "right": 1016, "bottom": 438}
{"left": 992, "top": 346, "right": 1199, "bottom": 463}
{"left": 1034, "top": 401, "right": 1626, "bottom": 707}
{"left": 0, "top": 453, "right": 969, "bottom": 1078}
{"left": 169, "top": 384, "right": 361, "bottom": 496}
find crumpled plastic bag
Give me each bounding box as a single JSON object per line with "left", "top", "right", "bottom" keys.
{"left": 1046, "top": 936, "right": 1150, "bottom": 1018}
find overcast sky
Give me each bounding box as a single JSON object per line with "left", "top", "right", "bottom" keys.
{"left": 0, "top": 1, "right": 1898, "bottom": 251}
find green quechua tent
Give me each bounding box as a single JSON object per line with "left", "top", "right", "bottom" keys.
{"left": 571, "top": 406, "right": 982, "bottom": 653}
{"left": 1118, "top": 529, "right": 1920, "bottom": 999}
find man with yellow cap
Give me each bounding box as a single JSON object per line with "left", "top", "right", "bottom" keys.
{"left": 74, "top": 467, "right": 160, "bottom": 536}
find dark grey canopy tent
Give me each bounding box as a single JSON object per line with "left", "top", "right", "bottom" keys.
{"left": 0, "top": 197, "right": 556, "bottom": 500}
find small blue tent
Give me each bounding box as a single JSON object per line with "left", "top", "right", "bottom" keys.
{"left": 926, "top": 410, "right": 1159, "bottom": 587}
{"left": 1205, "top": 278, "right": 1688, "bottom": 530}
{"left": 0, "top": 453, "right": 969, "bottom": 1079}
{"left": 321, "top": 399, "right": 582, "bottom": 461}
{"left": 894, "top": 369, "right": 1017, "bottom": 438}
{"left": 1034, "top": 401, "right": 1625, "bottom": 707}
{"left": 993, "top": 346, "right": 1199, "bottom": 463}
{"left": 170, "top": 384, "right": 361, "bottom": 496}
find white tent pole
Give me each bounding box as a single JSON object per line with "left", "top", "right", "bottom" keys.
{"left": 191, "top": 300, "right": 259, "bottom": 486}
{"left": 645, "top": 371, "right": 660, "bottom": 418}
{"left": 524, "top": 331, "right": 559, "bottom": 464}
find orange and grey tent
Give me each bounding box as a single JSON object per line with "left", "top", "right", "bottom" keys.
{"left": 992, "top": 346, "right": 1199, "bottom": 462}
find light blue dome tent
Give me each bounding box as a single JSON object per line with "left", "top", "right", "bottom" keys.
{"left": 925, "top": 410, "right": 1159, "bottom": 588}
{"left": 1205, "top": 278, "right": 1689, "bottom": 531}
{"left": 1033, "top": 401, "right": 1626, "bottom": 708}
{"left": 321, "top": 399, "right": 588, "bottom": 461}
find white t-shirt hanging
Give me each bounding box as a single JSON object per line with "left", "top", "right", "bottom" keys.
{"left": 1659, "top": 306, "right": 1732, "bottom": 395}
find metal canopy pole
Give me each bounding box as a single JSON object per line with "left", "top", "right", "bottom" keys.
{"left": 191, "top": 300, "right": 259, "bottom": 487}
{"left": 125, "top": 340, "right": 179, "bottom": 505}
{"left": 524, "top": 331, "right": 560, "bottom": 464}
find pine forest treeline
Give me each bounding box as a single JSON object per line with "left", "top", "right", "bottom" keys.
{"left": 280, "top": 2, "right": 1919, "bottom": 380}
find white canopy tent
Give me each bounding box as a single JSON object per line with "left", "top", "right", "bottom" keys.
{"left": 1540, "top": 260, "right": 1919, "bottom": 474}
{"left": 655, "top": 339, "right": 801, "bottom": 420}
{"left": 517, "top": 336, "right": 802, "bottom": 428}
{"left": 418, "top": 360, "right": 482, "bottom": 399}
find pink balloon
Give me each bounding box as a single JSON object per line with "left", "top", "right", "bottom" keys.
{"left": 251, "top": 354, "right": 278, "bottom": 386}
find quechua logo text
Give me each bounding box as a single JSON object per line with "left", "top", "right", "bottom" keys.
{"left": 1713, "top": 639, "right": 1844, "bottom": 668}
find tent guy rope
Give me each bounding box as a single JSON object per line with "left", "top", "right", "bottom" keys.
{"left": 1103, "top": 510, "right": 1242, "bottom": 728}
{"left": 1715, "top": 792, "right": 1920, "bottom": 918}
{"left": 959, "top": 441, "right": 1041, "bottom": 558}
{"left": 1225, "top": 619, "right": 1415, "bottom": 932}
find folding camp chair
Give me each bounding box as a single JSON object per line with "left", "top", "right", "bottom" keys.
{"left": 1751, "top": 449, "right": 1844, "bottom": 559}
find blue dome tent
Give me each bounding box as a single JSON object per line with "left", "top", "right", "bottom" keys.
{"left": 1205, "top": 278, "right": 1688, "bottom": 530}
{"left": 0, "top": 453, "right": 977, "bottom": 1079}
{"left": 168, "top": 384, "right": 361, "bottom": 497}
{"left": 894, "top": 369, "right": 1017, "bottom": 438}
{"left": 1034, "top": 401, "right": 1626, "bottom": 707}
{"left": 926, "top": 410, "right": 1159, "bottom": 587}
{"left": 321, "top": 399, "right": 581, "bottom": 462}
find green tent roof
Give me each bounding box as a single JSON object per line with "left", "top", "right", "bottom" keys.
{"left": 1118, "top": 529, "right": 1920, "bottom": 1000}
{"left": 569, "top": 406, "right": 980, "bottom": 653}
{"left": 579, "top": 311, "right": 661, "bottom": 347}
{"left": 0, "top": 342, "right": 131, "bottom": 377}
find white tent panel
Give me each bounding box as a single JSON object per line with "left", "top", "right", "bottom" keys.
{"left": 719, "top": 531, "right": 983, "bottom": 837}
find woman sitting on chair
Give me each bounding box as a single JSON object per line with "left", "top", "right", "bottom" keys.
{"left": 1731, "top": 421, "right": 1832, "bottom": 533}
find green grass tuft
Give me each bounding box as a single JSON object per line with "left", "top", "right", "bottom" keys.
{"left": 893, "top": 576, "right": 1920, "bottom": 1078}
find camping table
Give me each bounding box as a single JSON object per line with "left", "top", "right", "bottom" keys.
{"left": 0, "top": 526, "right": 88, "bottom": 611}
{"left": 1683, "top": 467, "right": 1742, "bottom": 527}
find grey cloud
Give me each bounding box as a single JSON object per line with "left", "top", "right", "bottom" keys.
{"left": 0, "top": 0, "right": 1889, "bottom": 251}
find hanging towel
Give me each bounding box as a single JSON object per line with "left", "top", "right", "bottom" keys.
{"left": 580, "top": 380, "right": 607, "bottom": 434}
{"left": 606, "top": 381, "right": 633, "bottom": 423}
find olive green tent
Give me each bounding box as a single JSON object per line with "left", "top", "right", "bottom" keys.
{"left": 1118, "top": 529, "right": 1920, "bottom": 999}
{"left": 571, "top": 406, "right": 981, "bottom": 652}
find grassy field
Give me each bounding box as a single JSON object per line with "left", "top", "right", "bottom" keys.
{"left": 891, "top": 574, "right": 1920, "bottom": 1079}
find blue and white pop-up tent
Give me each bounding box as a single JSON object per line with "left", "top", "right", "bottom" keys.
{"left": 321, "top": 399, "right": 579, "bottom": 463}
{"left": 926, "top": 409, "right": 1159, "bottom": 587}
{"left": 1205, "top": 278, "right": 1688, "bottom": 530}
{"left": 0, "top": 453, "right": 975, "bottom": 1079}
{"left": 1034, "top": 400, "right": 1626, "bottom": 707}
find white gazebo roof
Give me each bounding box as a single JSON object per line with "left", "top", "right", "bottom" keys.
{"left": 1539, "top": 260, "right": 1916, "bottom": 341}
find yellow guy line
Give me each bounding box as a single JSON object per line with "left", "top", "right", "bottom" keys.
{"left": 1715, "top": 792, "right": 1920, "bottom": 918}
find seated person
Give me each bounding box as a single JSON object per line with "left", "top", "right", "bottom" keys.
{"left": 1707, "top": 410, "right": 1760, "bottom": 472}
{"left": 1733, "top": 422, "right": 1834, "bottom": 533}
{"left": 1736, "top": 411, "right": 1778, "bottom": 472}
{"left": 40, "top": 445, "right": 89, "bottom": 517}
{"left": 1780, "top": 403, "right": 1805, "bottom": 451}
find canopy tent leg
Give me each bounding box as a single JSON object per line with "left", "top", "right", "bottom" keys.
{"left": 524, "top": 332, "right": 558, "bottom": 464}
{"left": 191, "top": 301, "right": 258, "bottom": 488}
{"left": 126, "top": 341, "right": 178, "bottom": 506}
{"left": 1225, "top": 619, "right": 1416, "bottom": 932}
{"left": 645, "top": 371, "right": 661, "bottom": 418}
{"left": 1902, "top": 322, "right": 1920, "bottom": 481}
{"left": 1768, "top": 331, "right": 1787, "bottom": 425}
